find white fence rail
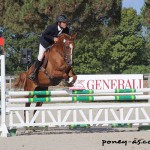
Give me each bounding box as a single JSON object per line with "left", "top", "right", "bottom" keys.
{"left": 1, "top": 54, "right": 150, "bottom": 137}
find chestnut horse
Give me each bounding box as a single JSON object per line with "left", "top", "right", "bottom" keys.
{"left": 14, "top": 33, "right": 77, "bottom": 119}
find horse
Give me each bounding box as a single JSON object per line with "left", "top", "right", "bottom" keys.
{"left": 14, "top": 33, "right": 77, "bottom": 120}
{"left": 14, "top": 71, "right": 27, "bottom": 89}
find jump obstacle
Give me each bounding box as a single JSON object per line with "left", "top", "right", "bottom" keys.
{"left": 1, "top": 55, "right": 150, "bottom": 137}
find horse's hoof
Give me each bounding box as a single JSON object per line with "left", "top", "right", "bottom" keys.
{"left": 62, "top": 80, "right": 74, "bottom": 87}
{"left": 68, "top": 82, "right": 74, "bottom": 87}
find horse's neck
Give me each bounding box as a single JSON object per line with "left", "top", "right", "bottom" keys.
{"left": 55, "top": 41, "right": 65, "bottom": 52}
{"left": 48, "top": 42, "right": 64, "bottom": 58}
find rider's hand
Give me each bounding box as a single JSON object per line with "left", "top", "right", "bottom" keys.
{"left": 54, "top": 37, "right": 58, "bottom": 43}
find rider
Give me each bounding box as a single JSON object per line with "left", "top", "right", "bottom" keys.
{"left": 28, "top": 14, "right": 69, "bottom": 81}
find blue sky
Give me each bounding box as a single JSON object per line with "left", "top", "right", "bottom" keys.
{"left": 122, "top": 0, "right": 145, "bottom": 14}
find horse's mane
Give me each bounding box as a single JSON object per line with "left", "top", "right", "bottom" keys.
{"left": 59, "top": 33, "right": 70, "bottom": 38}
{"left": 58, "top": 33, "right": 70, "bottom": 42}
{"left": 51, "top": 33, "right": 70, "bottom": 51}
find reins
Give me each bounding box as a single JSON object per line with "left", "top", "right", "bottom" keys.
{"left": 64, "top": 40, "right": 73, "bottom": 66}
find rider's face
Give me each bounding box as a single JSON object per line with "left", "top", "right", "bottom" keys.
{"left": 59, "top": 22, "right": 67, "bottom": 29}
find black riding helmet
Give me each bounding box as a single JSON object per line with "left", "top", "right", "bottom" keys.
{"left": 56, "top": 15, "right": 68, "bottom": 23}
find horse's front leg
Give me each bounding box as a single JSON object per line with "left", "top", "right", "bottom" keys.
{"left": 52, "top": 70, "right": 69, "bottom": 86}
{"left": 68, "top": 67, "right": 77, "bottom": 87}
{"left": 54, "top": 64, "right": 70, "bottom": 79}
{"left": 60, "top": 66, "right": 77, "bottom": 87}
{"left": 52, "top": 70, "right": 68, "bottom": 80}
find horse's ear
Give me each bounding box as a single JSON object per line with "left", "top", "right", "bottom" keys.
{"left": 71, "top": 33, "right": 77, "bottom": 40}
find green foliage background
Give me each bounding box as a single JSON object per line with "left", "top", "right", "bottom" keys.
{"left": 0, "top": 0, "right": 150, "bottom": 75}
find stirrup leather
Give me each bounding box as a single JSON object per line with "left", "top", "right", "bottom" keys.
{"left": 28, "top": 73, "right": 37, "bottom": 81}
{"left": 28, "top": 60, "right": 41, "bottom": 81}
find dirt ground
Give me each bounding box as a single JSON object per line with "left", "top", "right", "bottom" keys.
{"left": 0, "top": 129, "right": 150, "bottom": 150}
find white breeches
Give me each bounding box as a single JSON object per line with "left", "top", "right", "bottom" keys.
{"left": 38, "top": 44, "right": 46, "bottom": 61}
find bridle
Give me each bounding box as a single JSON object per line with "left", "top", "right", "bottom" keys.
{"left": 63, "top": 37, "right": 74, "bottom": 66}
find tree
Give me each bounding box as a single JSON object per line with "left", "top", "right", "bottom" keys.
{"left": 4, "top": 29, "right": 39, "bottom": 75}
{"left": 142, "top": 0, "right": 150, "bottom": 25}
{"left": 73, "top": 37, "right": 104, "bottom": 74}
{"left": 1, "top": 0, "right": 122, "bottom": 74}
{"left": 101, "top": 8, "right": 147, "bottom": 73}
{"left": 2, "top": 0, "right": 122, "bottom": 34}
{"left": 0, "top": 0, "right": 4, "bottom": 25}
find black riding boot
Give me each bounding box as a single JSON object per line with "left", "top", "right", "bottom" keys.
{"left": 28, "top": 60, "right": 41, "bottom": 81}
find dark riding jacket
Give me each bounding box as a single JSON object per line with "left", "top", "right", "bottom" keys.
{"left": 39, "top": 23, "right": 69, "bottom": 48}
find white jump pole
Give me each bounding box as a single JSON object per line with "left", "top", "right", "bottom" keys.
{"left": 0, "top": 55, "right": 9, "bottom": 137}
{"left": 7, "top": 88, "right": 150, "bottom": 97}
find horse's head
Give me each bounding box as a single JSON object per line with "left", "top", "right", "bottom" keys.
{"left": 57, "top": 33, "right": 77, "bottom": 66}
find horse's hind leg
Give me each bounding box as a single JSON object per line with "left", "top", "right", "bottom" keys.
{"left": 24, "top": 102, "right": 31, "bottom": 122}
{"left": 33, "top": 86, "right": 48, "bottom": 115}
{"left": 34, "top": 102, "right": 43, "bottom": 115}
{"left": 23, "top": 77, "right": 37, "bottom": 125}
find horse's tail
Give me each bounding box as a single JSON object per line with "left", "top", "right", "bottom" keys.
{"left": 13, "top": 72, "right": 27, "bottom": 89}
